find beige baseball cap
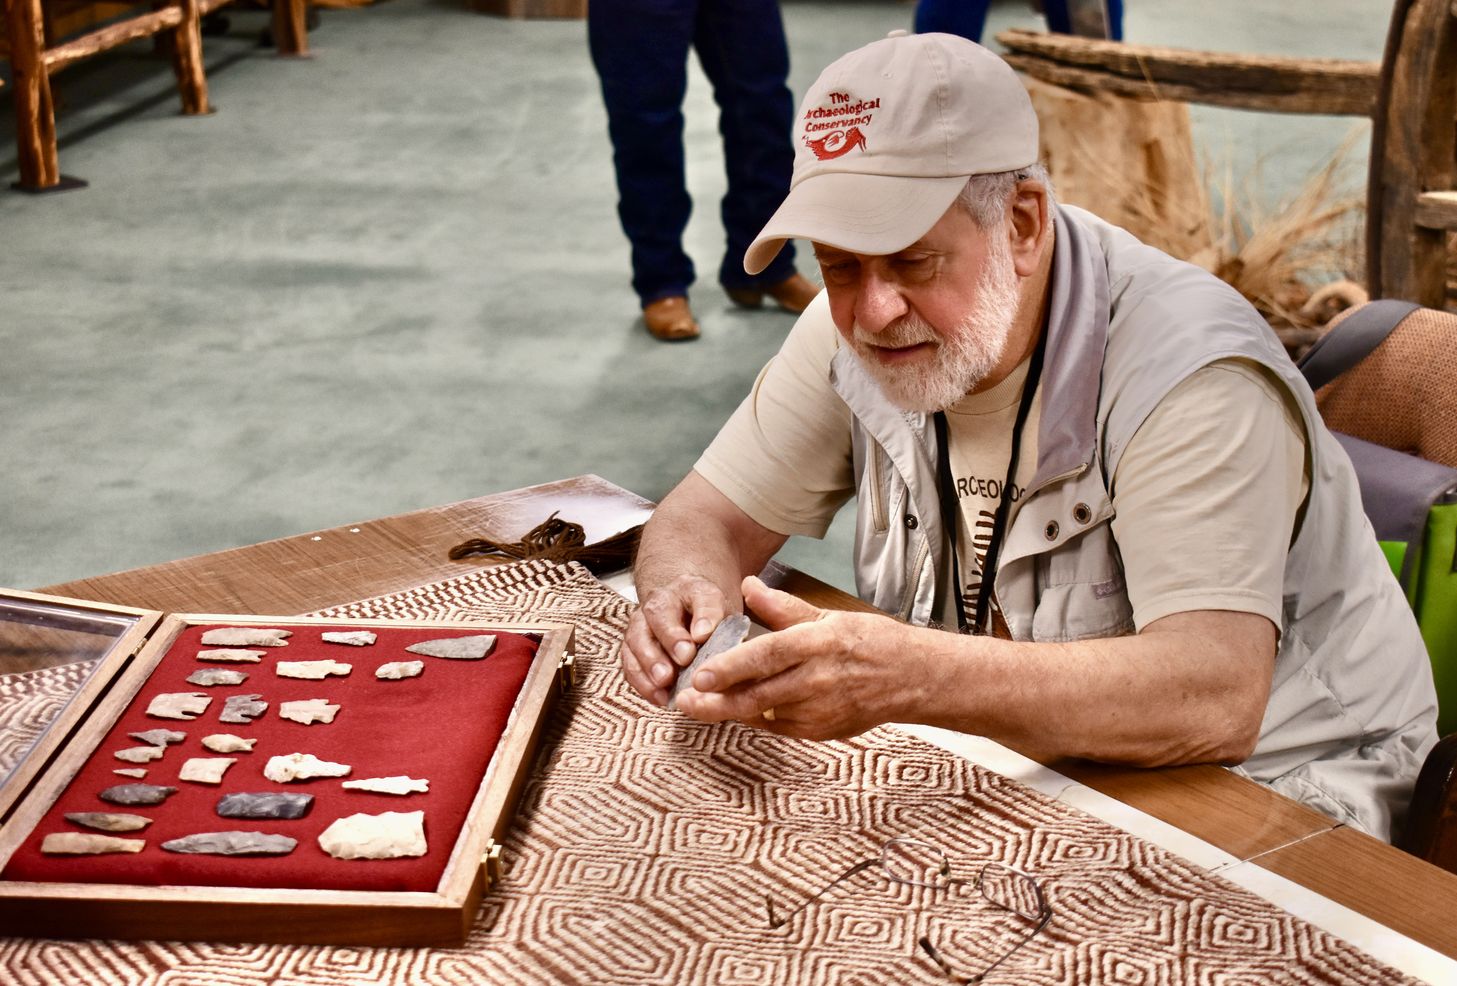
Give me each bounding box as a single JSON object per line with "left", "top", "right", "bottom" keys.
{"left": 744, "top": 32, "right": 1039, "bottom": 275}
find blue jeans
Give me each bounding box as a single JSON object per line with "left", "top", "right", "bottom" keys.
{"left": 915, "top": 0, "right": 1124, "bottom": 42}
{"left": 588, "top": 0, "right": 798, "bottom": 305}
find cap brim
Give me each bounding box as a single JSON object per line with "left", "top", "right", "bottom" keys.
{"left": 744, "top": 172, "right": 969, "bottom": 275}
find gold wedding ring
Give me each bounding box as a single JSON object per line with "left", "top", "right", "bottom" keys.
{"left": 762, "top": 708, "right": 776, "bottom": 722}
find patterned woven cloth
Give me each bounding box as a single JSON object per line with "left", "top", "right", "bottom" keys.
{"left": 0, "top": 661, "right": 93, "bottom": 779}
{"left": 0, "top": 559, "right": 1420, "bottom": 984}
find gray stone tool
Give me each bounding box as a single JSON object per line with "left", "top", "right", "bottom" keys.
{"left": 668, "top": 613, "right": 751, "bottom": 710}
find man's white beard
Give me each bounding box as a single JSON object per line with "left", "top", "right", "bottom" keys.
{"left": 849, "top": 233, "right": 1021, "bottom": 412}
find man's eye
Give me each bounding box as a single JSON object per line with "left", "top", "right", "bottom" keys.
{"left": 819, "top": 261, "right": 857, "bottom": 281}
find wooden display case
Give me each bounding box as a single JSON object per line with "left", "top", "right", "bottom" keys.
{"left": 0, "top": 591, "right": 574, "bottom": 946}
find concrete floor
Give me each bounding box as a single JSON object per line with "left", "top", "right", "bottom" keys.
{"left": 0, "top": 0, "right": 1390, "bottom": 592}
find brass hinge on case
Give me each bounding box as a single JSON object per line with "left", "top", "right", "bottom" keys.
{"left": 557, "top": 652, "right": 577, "bottom": 689}
{"left": 480, "top": 841, "right": 503, "bottom": 888}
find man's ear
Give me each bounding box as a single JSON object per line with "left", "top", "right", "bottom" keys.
{"left": 1008, "top": 180, "right": 1050, "bottom": 277}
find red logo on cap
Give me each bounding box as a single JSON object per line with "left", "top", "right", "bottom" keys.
{"left": 806, "top": 126, "right": 867, "bottom": 161}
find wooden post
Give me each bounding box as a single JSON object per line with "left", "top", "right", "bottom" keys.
{"left": 996, "top": 29, "right": 1379, "bottom": 117}
{"left": 271, "top": 0, "right": 310, "bottom": 57}
{"left": 4, "top": 0, "right": 60, "bottom": 189}
{"left": 1366, "top": 0, "right": 1457, "bottom": 306}
{"left": 171, "top": 0, "right": 210, "bottom": 115}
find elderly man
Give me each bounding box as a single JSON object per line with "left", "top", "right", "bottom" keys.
{"left": 621, "top": 32, "right": 1437, "bottom": 841}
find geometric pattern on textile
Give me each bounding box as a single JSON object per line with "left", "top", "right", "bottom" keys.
{"left": 0, "top": 660, "right": 93, "bottom": 779}
{"left": 0, "top": 559, "right": 1421, "bottom": 985}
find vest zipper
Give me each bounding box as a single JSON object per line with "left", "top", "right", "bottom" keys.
{"left": 901, "top": 533, "right": 930, "bottom": 621}
{"left": 869, "top": 441, "right": 888, "bottom": 534}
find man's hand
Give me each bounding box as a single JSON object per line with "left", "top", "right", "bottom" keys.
{"left": 622, "top": 574, "right": 733, "bottom": 707}
{"left": 675, "top": 576, "right": 927, "bottom": 739}
{"left": 623, "top": 470, "right": 789, "bottom": 707}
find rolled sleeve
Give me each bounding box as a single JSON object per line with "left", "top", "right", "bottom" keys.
{"left": 1110, "top": 359, "right": 1309, "bottom": 632}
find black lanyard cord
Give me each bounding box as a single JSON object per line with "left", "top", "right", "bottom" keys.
{"left": 933, "top": 325, "right": 1049, "bottom": 635}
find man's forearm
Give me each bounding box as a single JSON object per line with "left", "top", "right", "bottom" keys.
{"left": 634, "top": 470, "right": 789, "bottom": 610}
{"left": 634, "top": 502, "right": 752, "bottom": 614}
{"left": 910, "top": 610, "right": 1276, "bottom": 766}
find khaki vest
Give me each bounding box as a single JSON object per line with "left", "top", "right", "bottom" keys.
{"left": 830, "top": 204, "right": 1438, "bottom": 840}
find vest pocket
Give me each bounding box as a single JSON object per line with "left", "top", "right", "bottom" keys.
{"left": 1030, "top": 522, "right": 1135, "bottom": 641}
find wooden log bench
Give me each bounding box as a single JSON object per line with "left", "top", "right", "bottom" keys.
{"left": 2, "top": 0, "right": 310, "bottom": 191}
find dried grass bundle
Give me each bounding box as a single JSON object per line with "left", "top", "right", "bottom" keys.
{"left": 1120, "top": 127, "right": 1368, "bottom": 355}
{"left": 1199, "top": 136, "right": 1365, "bottom": 326}
{"left": 1041, "top": 86, "right": 1370, "bottom": 354}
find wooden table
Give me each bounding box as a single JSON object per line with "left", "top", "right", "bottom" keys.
{"left": 39, "top": 473, "right": 1457, "bottom": 959}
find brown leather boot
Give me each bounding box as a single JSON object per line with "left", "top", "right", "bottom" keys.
{"left": 642, "top": 296, "right": 700, "bottom": 341}
{"left": 724, "top": 272, "right": 820, "bottom": 315}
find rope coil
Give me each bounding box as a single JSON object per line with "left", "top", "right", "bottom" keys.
{"left": 448, "top": 512, "right": 643, "bottom": 575}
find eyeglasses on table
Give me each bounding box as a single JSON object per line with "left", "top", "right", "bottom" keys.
{"left": 764, "top": 837, "right": 1052, "bottom": 983}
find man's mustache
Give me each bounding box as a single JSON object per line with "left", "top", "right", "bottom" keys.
{"left": 852, "top": 316, "right": 941, "bottom": 349}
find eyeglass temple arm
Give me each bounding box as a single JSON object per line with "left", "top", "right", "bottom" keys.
{"left": 921, "top": 904, "right": 1052, "bottom": 984}
{"left": 765, "top": 858, "right": 881, "bottom": 929}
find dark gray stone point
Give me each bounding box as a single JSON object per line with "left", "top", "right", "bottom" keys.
{"left": 99, "top": 783, "right": 179, "bottom": 806}
{"left": 216, "top": 792, "right": 315, "bottom": 820}
{"left": 160, "top": 831, "right": 298, "bottom": 856}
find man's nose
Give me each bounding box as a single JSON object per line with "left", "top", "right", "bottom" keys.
{"left": 853, "top": 270, "right": 907, "bottom": 334}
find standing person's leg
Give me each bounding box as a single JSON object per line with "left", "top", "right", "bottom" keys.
{"left": 588, "top": 0, "right": 702, "bottom": 338}
{"left": 693, "top": 0, "right": 817, "bottom": 313}
{"left": 913, "top": 0, "right": 991, "bottom": 41}
{"left": 1044, "top": 0, "right": 1123, "bottom": 39}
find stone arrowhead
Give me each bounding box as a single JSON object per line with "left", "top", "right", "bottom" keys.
{"left": 375, "top": 661, "right": 424, "bottom": 680}
{"left": 279, "top": 699, "right": 340, "bottom": 725}
{"left": 42, "top": 833, "right": 145, "bottom": 855}
{"left": 161, "top": 831, "right": 298, "bottom": 856}
{"left": 187, "top": 668, "right": 249, "bottom": 686}
{"left": 179, "top": 757, "right": 237, "bottom": 784}
{"left": 342, "top": 776, "right": 430, "bottom": 795}
{"left": 220, "top": 694, "right": 269, "bottom": 724}
{"left": 202, "top": 733, "right": 257, "bottom": 753}
{"left": 64, "top": 812, "right": 153, "bottom": 833}
{"left": 275, "top": 660, "right": 352, "bottom": 680}
{"left": 322, "top": 631, "right": 377, "bottom": 647}
{"left": 263, "top": 752, "right": 351, "bottom": 782}
{"left": 318, "top": 810, "right": 427, "bottom": 860}
{"left": 199, "top": 628, "right": 292, "bottom": 647}
{"left": 113, "top": 768, "right": 148, "bottom": 779}
{"left": 197, "top": 648, "right": 266, "bottom": 663}
{"left": 128, "top": 729, "right": 185, "bottom": 746}
{"left": 114, "top": 746, "right": 166, "bottom": 763}
{"left": 146, "top": 692, "right": 211, "bottom": 721}
{"left": 99, "top": 783, "right": 178, "bottom": 806}
{"left": 216, "top": 792, "right": 315, "bottom": 820}
{"left": 405, "top": 634, "right": 496, "bottom": 660}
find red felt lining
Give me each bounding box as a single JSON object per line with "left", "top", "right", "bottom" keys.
{"left": 3, "top": 623, "right": 538, "bottom": 893}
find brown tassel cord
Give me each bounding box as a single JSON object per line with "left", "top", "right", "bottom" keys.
{"left": 448, "top": 512, "right": 643, "bottom": 575}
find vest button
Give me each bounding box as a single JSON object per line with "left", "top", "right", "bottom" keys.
{"left": 1044, "top": 521, "right": 1059, "bottom": 541}
{"left": 904, "top": 514, "right": 918, "bottom": 530}
{"left": 1073, "top": 502, "right": 1092, "bottom": 524}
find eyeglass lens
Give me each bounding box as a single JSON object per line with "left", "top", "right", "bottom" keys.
{"left": 880, "top": 837, "right": 953, "bottom": 888}
{"left": 978, "top": 863, "right": 1045, "bottom": 921}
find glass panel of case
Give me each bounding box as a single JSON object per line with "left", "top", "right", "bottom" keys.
{"left": 0, "top": 596, "right": 142, "bottom": 789}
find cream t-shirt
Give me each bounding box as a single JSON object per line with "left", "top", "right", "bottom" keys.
{"left": 695, "top": 297, "right": 1308, "bottom": 632}
{"left": 941, "top": 358, "right": 1041, "bottom": 633}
